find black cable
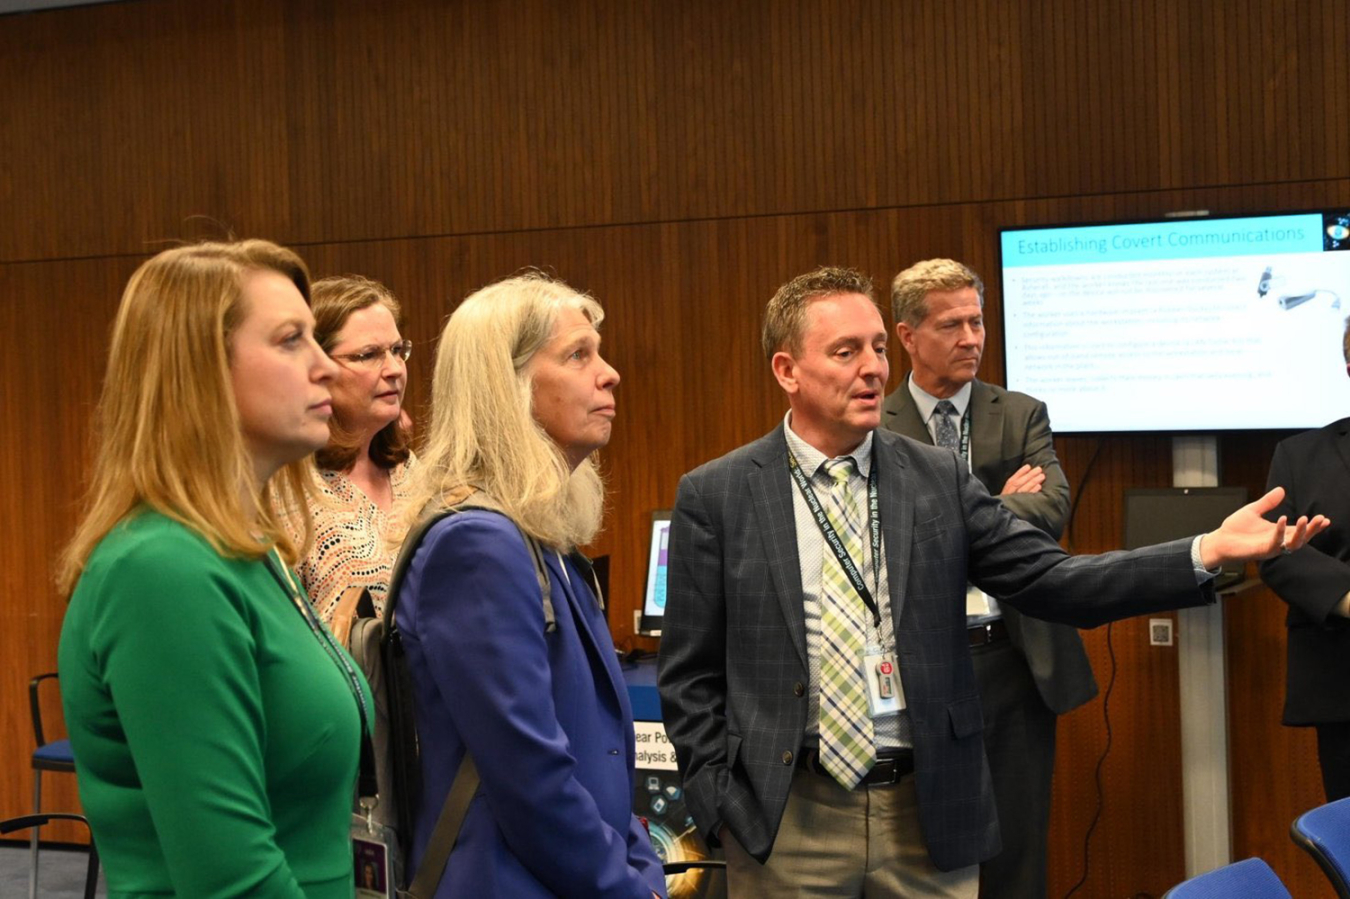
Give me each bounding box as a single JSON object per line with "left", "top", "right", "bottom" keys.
{"left": 1063, "top": 619, "right": 1116, "bottom": 899}
{"left": 1063, "top": 438, "right": 1106, "bottom": 555}
{"left": 1059, "top": 437, "right": 1108, "bottom": 899}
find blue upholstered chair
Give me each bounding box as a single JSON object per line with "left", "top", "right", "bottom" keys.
{"left": 28, "top": 672, "right": 77, "bottom": 899}
{"left": 1291, "top": 796, "right": 1350, "bottom": 898}
{"left": 1161, "top": 857, "right": 1291, "bottom": 899}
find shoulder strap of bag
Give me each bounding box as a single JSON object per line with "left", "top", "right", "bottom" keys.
{"left": 401, "top": 753, "right": 479, "bottom": 899}
{"left": 384, "top": 493, "right": 554, "bottom": 631}
{"left": 388, "top": 492, "right": 555, "bottom": 898}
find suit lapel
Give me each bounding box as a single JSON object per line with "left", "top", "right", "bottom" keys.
{"left": 968, "top": 380, "right": 1005, "bottom": 490}
{"left": 882, "top": 385, "right": 932, "bottom": 444}
{"left": 875, "top": 431, "right": 916, "bottom": 627}
{"left": 1335, "top": 420, "right": 1350, "bottom": 478}
{"left": 748, "top": 429, "right": 810, "bottom": 672}
{"left": 550, "top": 553, "right": 627, "bottom": 718}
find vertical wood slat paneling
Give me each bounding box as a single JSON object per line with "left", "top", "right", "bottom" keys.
{"left": 2, "top": 0, "right": 1349, "bottom": 889}
{"left": 1047, "top": 433, "right": 1187, "bottom": 897}
{"left": 3, "top": 0, "right": 1349, "bottom": 263}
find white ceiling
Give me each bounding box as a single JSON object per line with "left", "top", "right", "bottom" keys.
{"left": 0, "top": 0, "right": 126, "bottom": 14}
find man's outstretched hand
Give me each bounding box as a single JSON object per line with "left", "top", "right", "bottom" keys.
{"left": 1198, "top": 486, "right": 1330, "bottom": 570}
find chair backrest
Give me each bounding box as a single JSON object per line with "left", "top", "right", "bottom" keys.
{"left": 1161, "top": 857, "right": 1291, "bottom": 899}
{"left": 29, "top": 672, "right": 60, "bottom": 747}
{"left": 1291, "top": 796, "right": 1350, "bottom": 899}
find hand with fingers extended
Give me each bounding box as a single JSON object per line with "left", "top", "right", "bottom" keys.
{"left": 999, "top": 464, "right": 1046, "bottom": 496}
{"left": 1198, "top": 486, "right": 1331, "bottom": 570}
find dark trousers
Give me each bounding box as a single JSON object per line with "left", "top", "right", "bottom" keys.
{"left": 1316, "top": 721, "right": 1350, "bottom": 802}
{"left": 974, "top": 638, "right": 1058, "bottom": 899}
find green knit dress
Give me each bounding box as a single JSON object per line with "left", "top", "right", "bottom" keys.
{"left": 59, "top": 510, "right": 370, "bottom": 898}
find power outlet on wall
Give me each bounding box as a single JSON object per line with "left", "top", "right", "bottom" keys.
{"left": 1149, "top": 618, "right": 1174, "bottom": 646}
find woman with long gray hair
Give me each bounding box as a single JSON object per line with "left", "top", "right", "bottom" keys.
{"left": 393, "top": 272, "right": 665, "bottom": 898}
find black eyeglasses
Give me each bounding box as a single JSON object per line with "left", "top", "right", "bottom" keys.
{"left": 330, "top": 339, "right": 413, "bottom": 369}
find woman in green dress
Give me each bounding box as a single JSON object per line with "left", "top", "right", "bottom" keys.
{"left": 57, "top": 240, "right": 370, "bottom": 898}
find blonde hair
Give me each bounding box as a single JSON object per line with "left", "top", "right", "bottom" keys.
{"left": 310, "top": 275, "right": 413, "bottom": 471}
{"left": 890, "top": 258, "right": 985, "bottom": 327}
{"left": 58, "top": 240, "right": 318, "bottom": 594}
{"left": 398, "top": 272, "right": 606, "bottom": 550}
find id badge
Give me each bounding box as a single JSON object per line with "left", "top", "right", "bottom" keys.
{"left": 863, "top": 646, "right": 904, "bottom": 717}
{"left": 352, "top": 811, "right": 399, "bottom": 898}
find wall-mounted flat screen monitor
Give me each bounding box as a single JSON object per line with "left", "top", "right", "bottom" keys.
{"left": 1123, "top": 487, "right": 1249, "bottom": 588}
{"left": 639, "top": 511, "right": 671, "bottom": 636}
{"left": 999, "top": 210, "right": 1350, "bottom": 433}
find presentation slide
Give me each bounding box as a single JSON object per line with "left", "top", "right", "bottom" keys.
{"left": 1000, "top": 212, "right": 1350, "bottom": 432}
{"left": 643, "top": 517, "right": 671, "bottom": 618}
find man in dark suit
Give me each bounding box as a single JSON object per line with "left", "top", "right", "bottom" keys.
{"left": 657, "top": 265, "right": 1325, "bottom": 898}
{"left": 1260, "top": 319, "right": 1350, "bottom": 802}
{"left": 882, "top": 258, "right": 1095, "bottom": 898}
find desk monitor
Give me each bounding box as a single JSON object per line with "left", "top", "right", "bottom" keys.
{"left": 1123, "top": 487, "right": 1249, "bottom": 588}
{"left": 639, "top": 511, "right": 672, "bottom": 636}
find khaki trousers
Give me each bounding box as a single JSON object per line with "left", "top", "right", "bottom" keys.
{"left": 723, "top": 765, "right": 978, "bottom": 898}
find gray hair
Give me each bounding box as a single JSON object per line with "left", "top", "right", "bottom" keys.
{"left": 891, "top": 258, "right": 984, "bottom": 327}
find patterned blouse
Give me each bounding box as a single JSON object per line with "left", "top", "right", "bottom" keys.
{"left": 297, "top": 458, "right": 416, "bottom": 625}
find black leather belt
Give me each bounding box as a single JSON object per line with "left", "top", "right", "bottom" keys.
{"left": 967, "top": 618, "right": 1008, "bottom": 647}
{"left": 800, "top": 748, "right": 915, "bottom": 786}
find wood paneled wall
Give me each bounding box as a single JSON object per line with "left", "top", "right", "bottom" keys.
{"left": 3, "top": 0, "right": 1348, "bottom": 894}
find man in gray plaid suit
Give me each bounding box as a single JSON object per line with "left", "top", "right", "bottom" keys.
{"left": 657, "top": 265, "right": 1325, "bottom": 898}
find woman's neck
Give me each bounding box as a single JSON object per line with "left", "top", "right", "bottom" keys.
{"left": 242, "top": 454, "right": 278, "bottom": 524}
{"left": 347, "top": 452, "right": 394, "bottom": 511}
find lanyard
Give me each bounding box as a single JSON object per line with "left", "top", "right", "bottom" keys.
{"left": 265, "top": 549, "right": 376, "bottom": 796}
{"left": 787, "top": 450, "right": 883, "bottom": 628}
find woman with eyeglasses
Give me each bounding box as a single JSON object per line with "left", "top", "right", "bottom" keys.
{"left": 296, "top": 274, "right": 417, "bottom": 626}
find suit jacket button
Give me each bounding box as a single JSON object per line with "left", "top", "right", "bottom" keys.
{"left": 793, "top": 682, "right": 805, "bottom": 697}
{"left": 782, "top": 750, "right": 794, "bottom": 765}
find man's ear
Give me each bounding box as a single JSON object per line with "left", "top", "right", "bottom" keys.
{"left": 895, "top": 321, "right": 914, "bottom": 356}
{"left": 771, "top": 350, "right": 798, "bottom": 394}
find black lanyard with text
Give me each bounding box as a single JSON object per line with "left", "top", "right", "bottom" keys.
{"left": 265, "top": 548, "right": 377, "bottom": 798}
{"left": 787, "top": 450, "right": 883, "bottom": 628}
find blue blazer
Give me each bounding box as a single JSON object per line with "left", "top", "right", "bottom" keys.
{"left": 399, "top": 510, "right": 666, "bottom": 899}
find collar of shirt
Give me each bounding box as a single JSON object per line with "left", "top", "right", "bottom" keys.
{"left": 907, "top": 374, "right": 973, "bottom": 431}
{"left": 783, "top": 411, "right": 874, "bottom": 480}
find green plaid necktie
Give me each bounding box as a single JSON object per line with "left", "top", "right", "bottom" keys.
{"left": 817, "top": 457, "right": 876, "bottom": 788}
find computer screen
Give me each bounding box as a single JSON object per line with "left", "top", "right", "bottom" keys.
{"left": 640, "top": 511, "right": 672, "bottom": 635}
{"left": 999, "top": 209, "right": 1350, "bottom": 432}
{"left": 1123, "top": 487, "right": 1249, "bottom": 587}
